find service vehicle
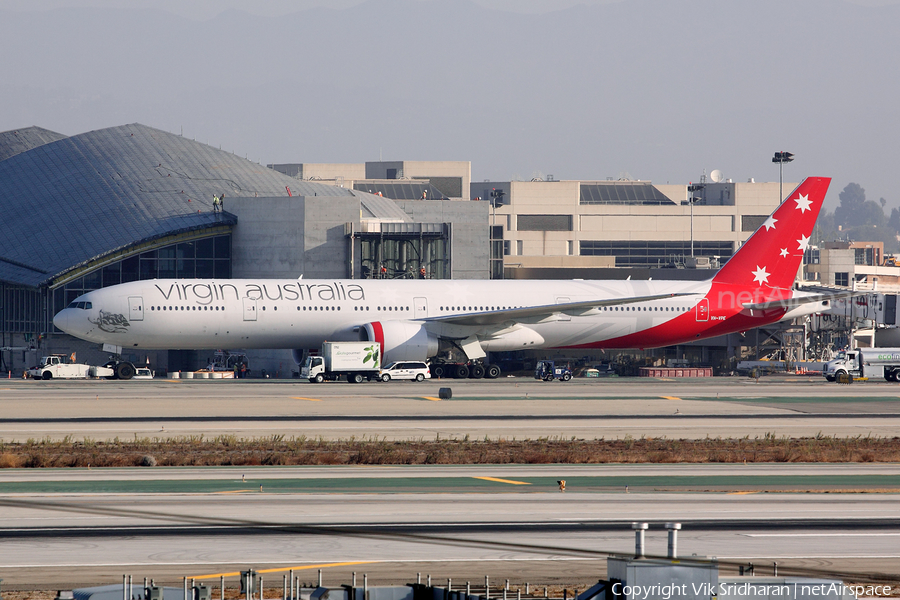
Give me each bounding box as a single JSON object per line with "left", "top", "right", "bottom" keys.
{"left": 132, "top": 367, "right": 155, "bottom": 379}
{"left": 300, "top": 341, "right": 381, "bottom": 383}
{"left": 27, "top": 355, "right": 115, "bottom": 380}
{"left": 824, "top": 348, "right": 900, "bottom": 382}
{"left": 534, "top": 360, "right": 573, "bottom": 382}
{"left": 378, "top": 360, "right": 431, "bottom": 382}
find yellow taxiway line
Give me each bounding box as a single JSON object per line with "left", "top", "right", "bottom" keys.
{"left": 293, "top": 396, "right": 322, "bottom": 401}
{"left": 473, "top": 476, "right": 531, "bottom": 485}
{"left": 190, "top": 561, "right": 378, "bottom": 579}
{"left": 421, "top": 396, "right": 442, "bottom": 402}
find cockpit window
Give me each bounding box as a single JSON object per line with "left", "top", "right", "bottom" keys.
{"left": 67, "top": 301, "right": 93, "bottom": 310}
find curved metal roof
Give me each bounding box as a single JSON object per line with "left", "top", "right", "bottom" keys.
{"left": 0, "top": 126, "right": 67, "bottom": 162}
{"left": 0, "top": 123, "right": 406, "bottom": 288}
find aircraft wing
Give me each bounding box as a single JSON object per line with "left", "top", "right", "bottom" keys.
{"left": 742, "top": 290, "right": 861, "bottom": 310}
{"left": 421, "top": 293, "right": 693, "bottom": 327}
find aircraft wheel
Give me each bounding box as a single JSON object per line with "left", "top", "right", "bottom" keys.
{"left": 42, "top": 371, "right": 52, "bottom": 380}
{"left": 415, "top": 373, "right": 425, "bottom": 382}
{"left": 381, "top": 373, "right": 391, "bottom": 382}
{"left": 314, "top": 373, "right": 325, "bottom": 383}
{"left": 432, "top": 365, "right": 444, "bottom": 378}
{"left": 470, "top": 364, "right": 485, "bottom": 379}
{"left": 485, "top": 365, "right": 501, "bottom": 379}
{"left": 454, "top": 365, "right": 469, "bottom": 379}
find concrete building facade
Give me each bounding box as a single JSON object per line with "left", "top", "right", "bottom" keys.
{"left": 472, "top": 178, "right": 791, "bottom": 279}
{"left": 271, "top": 160, "right": 472, "bottom": 201}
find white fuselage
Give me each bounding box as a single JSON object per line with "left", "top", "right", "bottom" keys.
{"left": 54, "top": 278, "right": 711, "bottom": 352}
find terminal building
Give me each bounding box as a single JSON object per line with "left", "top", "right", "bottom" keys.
{"left": 0, "top": 124, "right": 486, "bottom": 375}
{"left": 1, "top": 122, "right": 874, "bottom": 376}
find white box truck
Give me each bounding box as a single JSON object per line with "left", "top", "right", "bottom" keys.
{"left": 823, "top": 348, "right": 900, "bottom": 382}
{"left": 300, "top": 342, "right": 381, "bottom": 383}
{"left": 27, "top": 355, "right": 116, "bottom": 380}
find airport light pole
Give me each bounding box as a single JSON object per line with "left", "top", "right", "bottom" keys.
{"left": 687, "top": 184, "right": 704, "bottom": 258}
{"left": 772, "top": 151, "right": 794, "bottom": 203}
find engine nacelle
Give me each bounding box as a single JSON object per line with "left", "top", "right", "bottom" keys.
{"left": 480, "top": 326, "right": 545, "bottom": 351}
{"left": 360, "top": 321, "right": 439, "bottom": 365}
{"left": 291, "top": 349, "right": 305, "bottom": 366}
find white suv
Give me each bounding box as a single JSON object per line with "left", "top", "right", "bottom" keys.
{"left": 378, "top": 361, "right": 431, "bottom": 382}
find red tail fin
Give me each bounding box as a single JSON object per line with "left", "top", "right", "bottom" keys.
{"left": 713, "top": 177, "right": 831, "bottom": 290}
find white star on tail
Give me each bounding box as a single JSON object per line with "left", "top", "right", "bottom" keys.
{"left": 797, "top": 234, "right": 810, "bottom": 252}
{"left": 795, "top": 193, "right": 812, "bottom": 213}
{"left": 752, "top": 265, "right": 770, "bottom": 285}
{"left": 780, "top": 248, "right": 789, "bottom": 257}
{"left": 763, "top": 216, "right": 778, "bottom": 231}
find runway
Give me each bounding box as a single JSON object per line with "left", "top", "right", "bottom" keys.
{"left": 1, "top": 464, "right": 899, "bottom": 589}
{"left": 2, "top": 375, "right": 900, "bottom": 441}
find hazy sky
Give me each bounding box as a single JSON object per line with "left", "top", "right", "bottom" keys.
{"left": 2, "top": 0, "right": 898, "bottom": 210}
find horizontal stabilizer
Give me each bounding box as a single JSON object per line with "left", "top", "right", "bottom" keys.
{"left": 742, "top": 290, "right": 861, "bottom": 310}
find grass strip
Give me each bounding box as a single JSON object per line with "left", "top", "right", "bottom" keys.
{"left": 1, "top": 434, "right": 899, "bottom": 468}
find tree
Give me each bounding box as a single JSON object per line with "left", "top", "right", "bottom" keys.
{"left": 833, "top": 182, "right": 885, "bottom": 230}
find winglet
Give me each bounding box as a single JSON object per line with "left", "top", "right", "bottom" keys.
{"left": 713, "top": 177, "right": 831, "bottom": 290}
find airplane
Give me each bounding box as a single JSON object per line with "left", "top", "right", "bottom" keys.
{"left": 54, "top": 177, "right": 846, "bottom": 378}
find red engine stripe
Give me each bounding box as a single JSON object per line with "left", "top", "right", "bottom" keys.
{"left": 370, "top": 321, "right": 385, "bottom": 361}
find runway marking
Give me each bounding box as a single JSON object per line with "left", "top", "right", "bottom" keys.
{"left": 190, "top": 561, "right": 378, "bottom": 579}
{"left": 421, "top": 396, "right": 442, "bottom": 402}
{"left": 473, "top": 476, "right": 531, "bottom": 485}
{"left": 661, "top": 396, "right": 681, "bottom": 400}
{"left": 293, "top": 397, "right": 322, "bottom": 402}
{"left": 212, "top": 490, "right": 254, "bottom": 494}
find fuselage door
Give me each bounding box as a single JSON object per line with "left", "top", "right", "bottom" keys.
{"left": 414, "top": 297, "right": 428, "bottom": 319}
{"left": 695, "top": 298, "right": 709, "bottom": 322}
{"left": 556, "top": 297, "right": 571, "bottom": 321}
{"left": 243, "top": 298, "right": 257, "bottom": 321}
{"left": 128, "top": 296, "right": 144, "bottom": 321}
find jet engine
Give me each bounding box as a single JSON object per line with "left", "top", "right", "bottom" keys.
{"left": 360, "top": 321, "right": 439, "bottom": 365}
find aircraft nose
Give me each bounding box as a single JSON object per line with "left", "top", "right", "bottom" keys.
{"left": 53, "top": 309, "right": 70, "bottom": 333}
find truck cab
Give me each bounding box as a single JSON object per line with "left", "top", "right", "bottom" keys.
{"left": 823, "top": 351, "right": 860, "bottom": 381}
{"left": 301, "top": 356, "right": 326, "bottom": 383}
